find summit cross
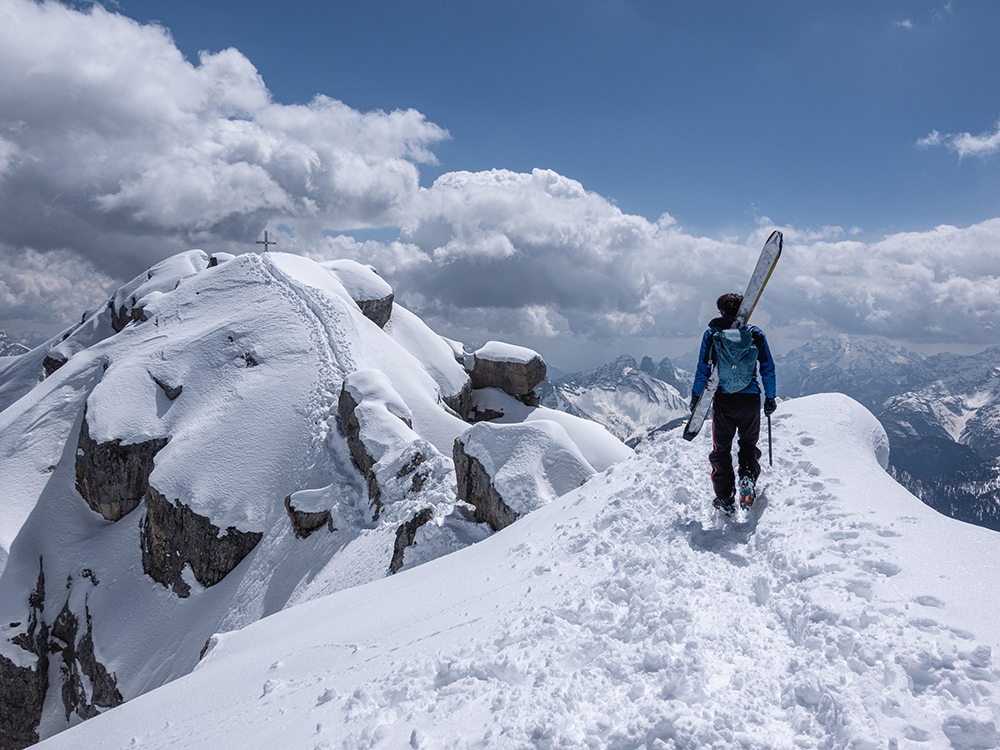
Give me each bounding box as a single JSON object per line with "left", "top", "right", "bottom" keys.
{"left": 256, "top": 230, "right": 277, "bottom": 252}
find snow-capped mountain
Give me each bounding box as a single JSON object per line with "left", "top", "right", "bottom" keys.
{"left": 0, "top": 331, "right": 29, "bottom": 358}
{"left": 537, "top": 354, "right": 691, "bottom": 445}
{"left": 30, "top": 394, "right": 1000, "bottom": 749}
{"left": 775, "top": 335, "right": 947, "bottom": 411}
{"left": 777, "top": 337, "right": 1000, "bottom": 529}
{"left": 0, "top": 250, "right": 630, "bottom": 748}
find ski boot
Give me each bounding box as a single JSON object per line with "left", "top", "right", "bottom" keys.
{"left": 713, "top": 494, "right": 736, "bottom": 516}
{"left": 738, "top": 476, "right": 756, "bottom": 509}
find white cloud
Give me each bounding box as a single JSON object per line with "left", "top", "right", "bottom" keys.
{"left": 0, "top": 0, "right": 998, "bottom": 358}
{"left": 306, "top": 177, "right": 1000, "bottom": 351}
{"left": 0, "top": 0, "right": 448, "bottom": 276}
{"left": 918, "top": 121, "right": 1000, "bottom": 159}
{"left": 0, "top": 244, "right": 116, "bottom": 326}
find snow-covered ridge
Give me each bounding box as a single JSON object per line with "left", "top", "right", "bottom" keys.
{"left": 34, "top": 394, "right": 1000, "bottom": 749}
{"left": 0, "top": 249, "right": 632, "bottom": 747}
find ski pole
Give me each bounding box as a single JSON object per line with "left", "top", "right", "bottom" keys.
{"left": 767, "top": 413, "right": 773, "bottom": 467}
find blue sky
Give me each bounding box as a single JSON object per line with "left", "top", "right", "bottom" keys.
{"left": 1, "top": 0, "right": 999, "bottom": 370}
{"left": 116, "top": 0, "right": 1000, "bottom": 237}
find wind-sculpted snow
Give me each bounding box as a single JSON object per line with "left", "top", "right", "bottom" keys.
{"left": 31, "top": 394, "right": 1000, "bottom": 750}
{"left": 0, "top": 249, "right": 632, "bottom": 747}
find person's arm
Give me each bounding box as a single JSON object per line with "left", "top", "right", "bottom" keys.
{"left": 691, "top": 329, "right": 714, "bottom": 398}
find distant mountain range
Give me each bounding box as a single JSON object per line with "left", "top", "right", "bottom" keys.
{"left": 540, "top": 334, "right": 1000, "bottom": 531}
{"left": 0, "top": 331, "right": 29, "bottom": 357}
{"left": 537, "top": 354, "right": 690, "bottom": 446}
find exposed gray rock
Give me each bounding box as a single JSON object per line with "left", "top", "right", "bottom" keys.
{"left": 50, "top": 600, "right": 122, "bottom": 722}
{"left": 389, "top": 507, "right": 433, "bottom": 574}
{"left": 75, "top": 411, "right": 168, "bottom": 522}
{"left": 151, "top": 375, "right": 183, "bottom": 401}
{"left": 140, "top": 487, "right": 263, "bottom": 598}
{"left": 0, "top": 562, "right": 48, "bottom": 750}
{"left": 42, "top": 353, "right": 67, "bottom": 377}
{"left": 442, "top": 380, "right": 474, "bottom": 421}
{"left": 108, "top": 296, "right": 147, "bottom": 334}
{"left": 283, "top": 495, "right": 336, "bottom": 539}
{"left": 356, "top": 294, "right": 394, "bottom": 329}
{"left": 470, "top": 346, "right": 546, "bottom": 402}
{"left": 338, "top": 376, "right": 436, "bottom": 523}
{"left": 452, "top": 438, "right": 519, "bottom": 532}
{"left": 338, "top": 385, "right": 384, "bottom": 520}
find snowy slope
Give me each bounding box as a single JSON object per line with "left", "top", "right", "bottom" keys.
{"left": 0, "top": 249, "right": 632, "bottom": 747}
{"left": 36, "top": 394, "right": 1000, "bottom": 749}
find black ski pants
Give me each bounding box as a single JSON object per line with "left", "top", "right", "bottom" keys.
{"left": 709, "top": 392, "right": 762, "bottom": 499}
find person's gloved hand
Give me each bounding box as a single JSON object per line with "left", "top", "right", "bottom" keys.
{"left": 764, "top": 397, "right": 777, "bottom": 415}
{"left": 690, "top": 393, "right": 699, "bottom": 412}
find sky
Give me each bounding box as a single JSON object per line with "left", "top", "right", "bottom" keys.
{"left": 1, "top": 0, "right": 999, "bottom": 371}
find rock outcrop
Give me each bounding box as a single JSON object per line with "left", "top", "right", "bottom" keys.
{"left": 0, "top": 564, "right": 47, "bottom": 750}
{"left": 42, "top": 352, "right": 67, "bottom": 377}
{"left": 453, "top": 439, "right": 519, "bottom": 531}
{"left": 356, "top": 295, "right": 394, "bottom": 329}
{"left": 283, "top": 496, "right": 336, "bottom": 539}
{"left": 75, "top": 412, "right": 168, "bottom": 522}
{"left": 389, "top": 508, "right": 434, "bottom": 574}
{"left": 338, "top": 372, "right": 428, "bottom": 522}
{"left": 453, "top": 420, "right": 596, "bottom": 532}
{"left": 323, "top": 259, "right": 395, "bottom": 329}
{"left": 140, "top": 488, "right": 263, "bottom": 598}
{"left": 442, "top": 379, "right": 474, "bottom": 421}
{"left": 151, "top": 375, "right": 182, "bottom": 401}
{"left": 49, "top": 600, "right": 122, "bottom": 722}
{"left": 469, "top": 342, "right": 546, "bottom": 406}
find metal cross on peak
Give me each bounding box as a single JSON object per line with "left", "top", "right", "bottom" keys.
{"left": 256, "top": 230, "right": 277, "bottom": 252}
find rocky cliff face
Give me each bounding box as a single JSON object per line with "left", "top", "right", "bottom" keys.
{"left": 0, "top": 565, "right": 47, "bottom": 750}
{"left": 452, "top": 439, "right": 520, "bottom": 532}
{"left": 140, "top": 488, "right": 264, "bottom": 598}
{"left": 75, "top": 412, "right": 168, "bottom": 522}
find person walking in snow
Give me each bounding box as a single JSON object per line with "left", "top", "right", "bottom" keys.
{"left": 691, "top": 293, "right": 777, "bottom": 514}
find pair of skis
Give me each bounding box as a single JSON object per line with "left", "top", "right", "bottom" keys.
{"left": 682, "top": 230, "right": 782, "bottom": 442}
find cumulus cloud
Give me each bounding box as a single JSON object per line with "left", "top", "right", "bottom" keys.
{"left": 1, "top": 0, "right": 998, "bottom": 359}
{"left": 0, "top": 0, "right": 447, "bottom": 278}
{"left": 307, "top": 173, "right": 1000, "bottom": 351}
{"left": 0, "top": 244, "right": 116, "bottom": 328}
{"left": 918, "top": 120, "right": 1000, "bottom": 158}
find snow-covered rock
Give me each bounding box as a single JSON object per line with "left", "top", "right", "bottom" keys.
{"left": 321, "top": 258, "right": 394, "bottom": 328}
{"left": 0, "top": 250, "right": 631, "bottom": 747}
{"left": 31, "top": 393, "right": 1000, "bottom": 750}
{"left": 454, "top": 420, "right": 595, "bottom": 531}
{"left": 469, "top": 340, "right": 547, "bottom": 403}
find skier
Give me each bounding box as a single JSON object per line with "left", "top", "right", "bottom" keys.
{"left": 691, "top": 293, "right": 777, "bottom": 514}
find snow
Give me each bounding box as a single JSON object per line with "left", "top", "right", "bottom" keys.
{"left": 460, "top": 420, "right": 596, "bottom": 515}
{"left": 473, "top": 387, "right": 633, "bottom": 472}
{"left": 1, "top": 248, "right": 646, "bottom": 744}
{"left": 34, "top": 393, "right": 1000, "bottom": 749}
{"left": 383, "top": 304, "right": 470, "bottom": 402}
{"left": 474, "top": 340, "right": 542, "bottom": 364}
{"left": 321, "top": 258, "right": 393, "bottom": 302}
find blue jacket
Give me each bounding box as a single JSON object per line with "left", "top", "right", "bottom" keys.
{"left": 692, "top": 315, "right": 776, "bottom": 399}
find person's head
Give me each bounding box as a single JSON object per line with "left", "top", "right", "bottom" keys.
{"left": 716, "top": 293, "right": 742, "bottom": 317}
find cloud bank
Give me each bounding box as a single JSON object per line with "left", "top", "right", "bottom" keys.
{"left": 1, "top": 0, "right": 998, "bottom": 358}
{"left": 0, "top": 0, "right": 447, "bottom": 274}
